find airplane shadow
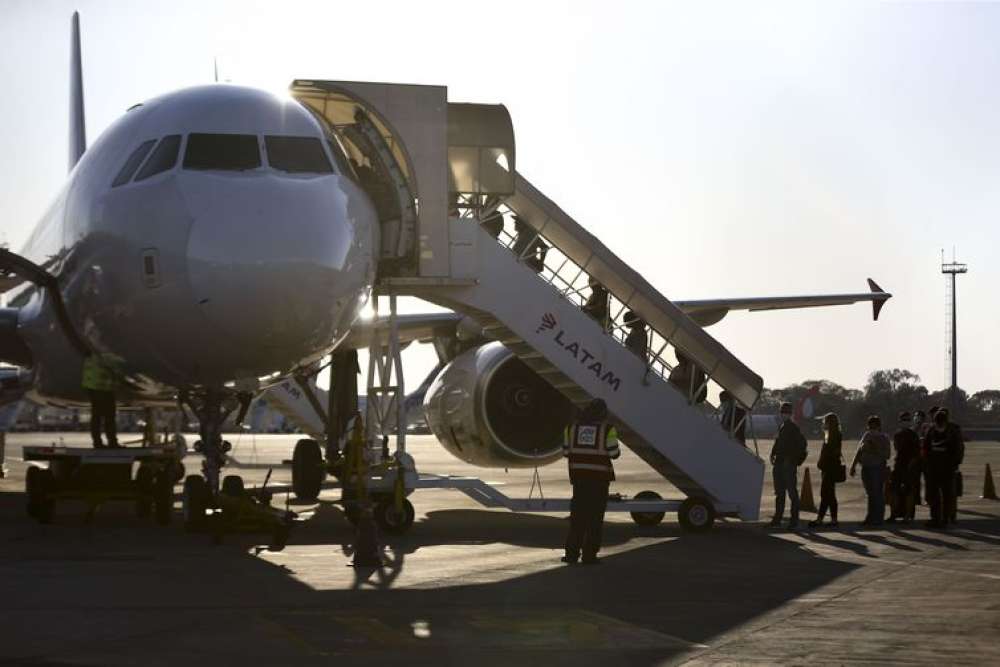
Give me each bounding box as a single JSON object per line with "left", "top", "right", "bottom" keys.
{"left": 3, "top": 484, "right": 1000, "bottom": 666}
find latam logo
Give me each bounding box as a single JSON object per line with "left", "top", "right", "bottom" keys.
{"left": 536, "top": 313, "right": 621, "bottom": 392}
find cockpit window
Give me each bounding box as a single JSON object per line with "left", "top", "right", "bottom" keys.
{"left": 111, "top": 139, "right": 156, "bottom": 187}
{"left": 135, "top": 135, "right": 181, "bottom": 181}
{"left": 264, "top": 136, "right": 333, "bottom": 174}
{"left": 183, "top": 134, "right": 261, "bottom": 171}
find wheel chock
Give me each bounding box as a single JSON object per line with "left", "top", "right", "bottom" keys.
{"left": 983, "top": 464, "right": 998, "bottom": 500}
{"left": 799, "top": 467, "right": 817, "bottom": 513}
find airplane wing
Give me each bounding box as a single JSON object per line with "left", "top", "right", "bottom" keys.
{"left": 674, "top": 279, "right": 891, "bottom": 327}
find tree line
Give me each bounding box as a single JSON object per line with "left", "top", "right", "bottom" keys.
{"left": 757, "top": 369, "right": 1000, "bottom": 438}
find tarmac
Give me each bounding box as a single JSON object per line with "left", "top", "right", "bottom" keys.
{"left": 1, "top": 431, "right": 999, "bottom": 666}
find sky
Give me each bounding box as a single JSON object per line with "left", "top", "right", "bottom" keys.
{"left": 0, "top": 0, "right": 997, "bottom": 394}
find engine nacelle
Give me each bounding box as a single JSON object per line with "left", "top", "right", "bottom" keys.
{"left": 424, "top": 342, "right": 574, "bottom": 468}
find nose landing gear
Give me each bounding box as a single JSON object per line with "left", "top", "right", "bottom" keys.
{"left": 180, "top": 390, "right": 248, "bottom": 495}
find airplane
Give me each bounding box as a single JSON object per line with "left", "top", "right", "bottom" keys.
{"left": 0, "top": 13, "right": 890, "bottom": 503}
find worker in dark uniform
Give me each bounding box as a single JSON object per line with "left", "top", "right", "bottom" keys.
{"left": 923, "top": 408, "right": 964, "bottom": 529}
{"left": 888, "top": 411, "right": 920, "bottom": 522}
{"left": 81, "top": 352, "right": 123, "bottom": 448}
{"left": 581, "top": 277, "right": 610, "bottom": 330}
{"left": 562, "top": 399, "right": 620, "bottom": 565}
{"left": 769, "top": 402, "right": 806, "bottom": 528}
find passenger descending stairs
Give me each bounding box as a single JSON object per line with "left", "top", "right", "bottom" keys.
{"left": 400, "top": 174, "right": 766, "bottom": 520}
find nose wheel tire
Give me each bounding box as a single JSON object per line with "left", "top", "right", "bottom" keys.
{"left": 630, "top": 490, "right": 666, "bottom": 527}
{"left": 221, "top": 474, "right": 245, "bottom": 497}
{"left": 291, "top": 439, "right": 323, "bottom": 501}
{"left": 374, "top": 498, "right": 415, "bottom": 534}
{"left": 679, "top": 497, "right": 716, "bottom": 533}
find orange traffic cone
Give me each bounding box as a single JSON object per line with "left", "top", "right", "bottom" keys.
{"left": 983, "top": 464, "right": 998, "bottom": 501}
{"left": 799, "top": 467, "right": 817, "bottom": 513}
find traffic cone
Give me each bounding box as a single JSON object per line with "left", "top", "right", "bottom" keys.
{"left": 799, "top": 467, "right": 817, "bottom": 513}
{"left": 983, "top": 464, "right": 998, "bottom": 501}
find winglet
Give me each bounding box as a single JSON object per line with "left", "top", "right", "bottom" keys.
{"left": 867, "top": 278, "right": 891, "bottom": 321}
{"left": 69, "top": 11, "right": 86, "bottom": 172}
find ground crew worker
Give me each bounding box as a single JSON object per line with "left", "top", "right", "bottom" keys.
{"left": 888, "top": 411, "right": 920, "bottom": 522}
{"left": 81, "top": 352, "right": 123, "bottom": 449}
{"left": 769, "top": 402, "right": 807, "bottom": 528}
{"left": 923, "top": 408, "right": 963, "bottom": 529}
{"left": 851, "top": 415, "right": 891, "bottom": 526}
{"left": 562, "top": 398, "right": 619, "bottom": 565}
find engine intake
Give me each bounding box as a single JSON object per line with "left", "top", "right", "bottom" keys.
{"left": 424, "top": 342, "right": 574, "bottom": 468}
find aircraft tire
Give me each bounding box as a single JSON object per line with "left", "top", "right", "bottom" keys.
{"left": 678, "top": 497, "right": 716, "bottom": 533}
{"left": 630, "top": 490, "right": 665, "bottom": 527}
{"left": 221, "top": 475, "right": 245, "bottom": 497}
{"left": 374, "top": 498, "right": 415, "bottom": 534}
{"left": 291, "top": 439, "right": 323, "bottom": 501}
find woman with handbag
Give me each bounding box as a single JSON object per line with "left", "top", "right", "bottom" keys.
{"left": 810, "top": 413, "right": 844, "bottom": 528}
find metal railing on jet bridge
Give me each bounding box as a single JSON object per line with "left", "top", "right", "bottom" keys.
{"left": 454, "top": 173, "right": 764, "bottom": 447}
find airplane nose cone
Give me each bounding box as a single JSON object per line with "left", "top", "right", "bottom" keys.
{"left": 183, "top": 174, "right": 377, "bottom": 373}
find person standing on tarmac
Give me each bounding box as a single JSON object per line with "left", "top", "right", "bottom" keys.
{"left": 851, "top": 415, "right": 891, "bottom": 526}
{"left": 810, "top": 412, "right": 843, "bottom": 528}
{"left": 888, "top": 411, "right": 920, "bottom": 523}
{"left": 923, "top": 408, "right": 964, "bottom": 529}
{"left": 912, "top": 409, "right": 928, "bottom": 506}
{"left": 563, "top": 399, "right": 619, "bottom": 565}
{"left": 81, "top": 352, "right": 123, "bottom": 449}
{"left": 769, "top": 402, "right": 807, "bottom": 529}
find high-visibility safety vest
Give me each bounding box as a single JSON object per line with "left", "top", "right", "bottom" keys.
{"left": 81, "top": 354, "right": 120, "bottom": 392}
{"left": 563, "top": 421, "right": 620, "bottom": 482}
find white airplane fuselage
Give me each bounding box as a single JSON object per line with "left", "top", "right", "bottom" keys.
{"left": 9, "top": 85, "right": 379, "bottom": 404}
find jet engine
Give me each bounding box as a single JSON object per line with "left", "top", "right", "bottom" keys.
{"left": 423, "top": 341, "right": 575, "bottom": 468}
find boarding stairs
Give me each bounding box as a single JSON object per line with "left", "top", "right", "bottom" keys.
{"left": 397, "top": 173, "right": 766, "bottom": 520}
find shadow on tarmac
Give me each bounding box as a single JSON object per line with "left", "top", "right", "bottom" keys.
{"left": 3, "top": 484, "right": 1000, "bottom": 665}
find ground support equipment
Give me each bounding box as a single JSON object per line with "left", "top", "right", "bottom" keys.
{"left": 22, "top": 445, "right": 179, "bottom": 525}
{"left": 182, "top": 471, "right": 295, "bottom": 550}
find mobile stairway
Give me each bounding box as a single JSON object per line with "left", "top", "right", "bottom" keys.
{"left": 396, "top": 173, "right": 765, "bottom": 524}
{"left": 277, "top": 80, "right": 766, "bottom": 530}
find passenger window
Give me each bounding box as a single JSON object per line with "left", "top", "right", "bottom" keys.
{"left": 184, "top": 134, "right": 261, "bottom": 171}
{"left": 111, "top": 139, "right": 156, "bottom": 187}
{"left": 134, "top": 135, "right": 181, "bottom": 181}
{"left": 264, "top": 136, "right": 333, "bottom": 174}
